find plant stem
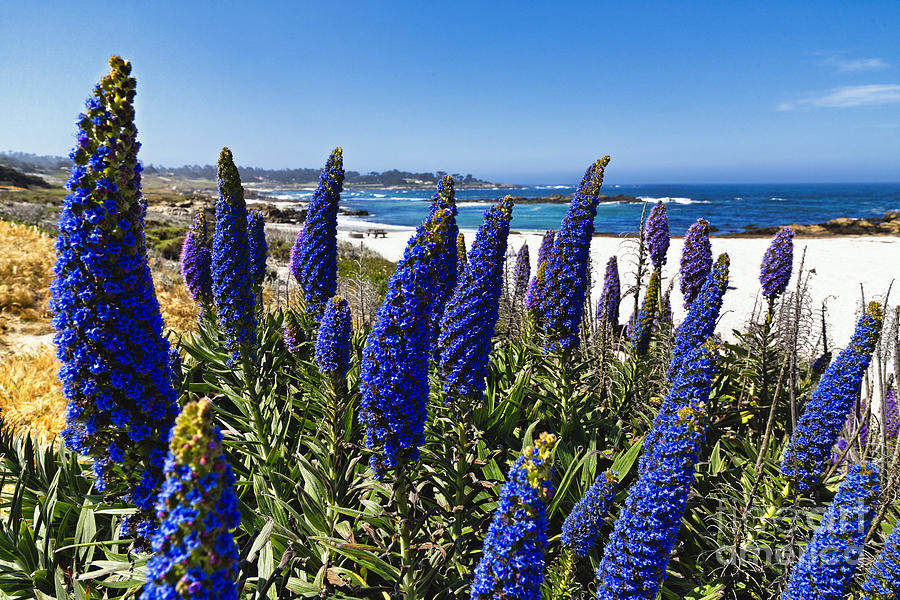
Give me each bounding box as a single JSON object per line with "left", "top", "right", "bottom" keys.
{"left": 452, "top": 418, "right": 467, "bottom": 542}
{"left": 396, "top": 473, "right": 417, "bottom": 600}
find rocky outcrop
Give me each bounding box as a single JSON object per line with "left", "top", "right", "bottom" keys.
{"left": 737, "top": 212, "right": 900, "bottom": 237}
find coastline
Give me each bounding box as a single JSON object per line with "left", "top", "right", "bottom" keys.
{"left": 327, "top": 218, "right": 900, "bottom": 345}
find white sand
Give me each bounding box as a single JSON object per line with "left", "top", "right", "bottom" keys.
{"left": 337, "top": 221, "right": 900, "bottom": 346}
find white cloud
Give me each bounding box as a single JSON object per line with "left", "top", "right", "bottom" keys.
{"left": 824, "top": 57, "right": 890, "bottom": 72}
{"left": 777, "top": 84, "right": 900, "bottom": 110}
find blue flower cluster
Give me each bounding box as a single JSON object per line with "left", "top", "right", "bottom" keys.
{"left": 142, "top": 399, "right": 240, "bottom": 600}
{"left": 315, "top": 296, "right": 352, "bottom": 381}
{"left": 456, "top": 232, "right": 467, "bottom": 279}
{"left": 644, "top": 201, "right": 669, "bottom": 270}
{"left": 427, "top": 177, "right": 459, "bottom": 353}
{"left": 539, "top": 157, "right": 611, "bottom": 351}
{"left": 596, "top": 343, "right": 717, "bottom": 600}
{"left": 811, "top": 352, "right": 832, "bottom": 373}
{"left": 246, "top": 209, "right": 267, "bottom": 298}
{"left": 524, "top": 230, "right": 555, "bottom": 315}
{"left": 471, "top": 433, "right": 556, "bottom": 600}
{"left": 783, "top": 462, "right": 880, "bottom": 600}
{"left": 887, "top": 388, "right": 900, "bottom": 438}
{"left": 291, "top": 148, "right": 344, "bottom": 318}
{"left": 781, "top": 302, "right": 884, "bottom": 491}
{"left": 596, "top": 256, "right": 621, "bottom": 329}
{"left": 439, "top": 197, "right": 514, "bottom": 405}
{"left": 679, "top": 218, "right": 712, "bottom": 308}
{"left": 289, "top": 227, "right": 304, "bottom": 284}
{"left": 760, "top": 227, "right": 794, "bottom": 298}
{"left": 211, "top": 148, "right": 257, "bottom": 365}
{"left": 181, "top": 211, "right": 212, "bottom": 310}
{"left": 360, "top": 206, "right": 454, "bottom": 476}
{"left": 51, "top": 56, "right": 178, "bottom": 542}
{"left": 630, "top": 270, "right": 660, "bottom": 355}
{"left": 668, "top": 254, "right": 730, "bottom": 378}
{"left": 860, "top": 519, "right": 900, "bottom": 600}
{"left": 513, "top": 242, "right": 530, "bottom": 302}
{"left": 561, "top": 470, "right": 619, "bottom": 558}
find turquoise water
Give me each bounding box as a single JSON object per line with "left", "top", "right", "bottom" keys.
{"left": 271, "top": 183, "right": 900, "bottom": 235}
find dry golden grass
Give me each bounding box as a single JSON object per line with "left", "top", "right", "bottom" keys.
{"left": 0, "top": 344, "right": 65, "bottom": 440}
{"left": 152, "top": 260, "right": 200, "bottom": 333}
{"left": 0, "top": 220, "right": 54, "bottom": 320}
{"left": 0, "top": 218, "right": 202, "bottom": 438}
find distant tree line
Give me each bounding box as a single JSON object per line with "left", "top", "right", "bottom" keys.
{"left": 0, "top": 164, "right": 51, "bottom": 188}
{"left": 0, "top": 152, "right": 492, "bottom": 187}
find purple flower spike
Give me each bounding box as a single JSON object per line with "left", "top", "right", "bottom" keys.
{"left": 680, "top": 218, "right": 712, "bottom": 308}
{"left": 645, "top": 202, "right": 670, "bottom": 270}
{"left": 760, "top": 226, "right": 794, "bottom": 299}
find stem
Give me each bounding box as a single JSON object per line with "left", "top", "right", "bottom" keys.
{"left": 756, "top": 299, "right": 774, "bottom": 436}
{"left": 452, "top": 418, "right": 468, "bottom": 541}
{"left": 396, "top": 474, "right": 417, "bottom": 600}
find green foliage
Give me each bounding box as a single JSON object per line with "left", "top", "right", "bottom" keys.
{"left": 143, "top": 222, "right": 187, "bottom": 260}
{"left": 2, "top": 265, "right": 896, "bottom": 599}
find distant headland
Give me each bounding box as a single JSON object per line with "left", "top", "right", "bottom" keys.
{"left": 0, "top": 151, "right": 507, "bottom": 190}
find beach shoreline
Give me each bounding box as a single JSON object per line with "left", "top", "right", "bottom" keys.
{"left": 325, "top": 219, "right": 900, "bottom": 346}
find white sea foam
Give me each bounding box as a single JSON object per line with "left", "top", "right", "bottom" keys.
{"left": 637, "top": 196, "right": 705, "bottom": 205}
{"left": 771, "top": 197, "right": 787, "bottom": 201}
{"left": 535, "top": 185, "right": 570, "bottom": 189}
{"left": 372, "top": 193, "right": 386, "bottom": 198}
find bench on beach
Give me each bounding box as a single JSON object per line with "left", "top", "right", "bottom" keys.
{"left": 366, "top": 228, "right": 387, "bottom": 238}
{"left": 349, "top": 232, "right": 364, "bottom": 239}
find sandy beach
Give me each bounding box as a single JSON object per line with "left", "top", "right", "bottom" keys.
{"left": 333, "top": 219, "right": 900, "bottom": 347}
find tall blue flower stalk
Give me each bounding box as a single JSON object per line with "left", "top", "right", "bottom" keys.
{"left": 51, "top": 56, "right": 178, "bottom": 542}
{"left": 427, "top": 176, "right": 459, "bottom": 352}
{"left": 596, "top": 256, "right": 621, "bottom": 329}
{"left": 886, "top": 388, "right": 900, "bottom": 437}
{"left": 181, "top": 210, "right": 213, "bottom": 311}
{"left": 513, "top": 242, "right": 530, "bottom": 302}
{"left": 289, "top": 227, "right": 304, "bottom": 285}
{"left": 595, "top": 343, "right": 718, "bottom": 600}
{"left": 539, "top": 157, "right": 611, "bottom": 351}
{"left": 456, "top": 232, "right": 467, "bottom": 279}
{"left": 781, "top": 302, "right": 884, "bottom": 491}
{"left": 630, "top": 270, "right": 660, "bottom": 355}
{"left": 860, "top": 520, "right": 900, "bottom": 600}
{"left": 668, "top": 254, "right": 730, "bottom": 378}
{"left": 142, "top": 399, "right": 241, "bottom": 600}
{"left": 680, "top": 218, "right": 712, "bottom": 308}
{"left": 293, "top": 148, "right": 344, "bottom": 318}
{"left": 760, "top": 227, "right": 794, "bottom": 299}
{"left": 644, "top": 201, "right": 669, "bottom": 271}
{"left": 212, "top": 148, "right": 257, "bottom": 365}
{"left": 246, "top": 209, "right": 267, "bottom": 299}
{"left": 315, "top": 296, "right": 352, "bottom": 382}
{"left": 561, "top": 470, "right": 619, "bottom": 558}
{"left": 439, "top": 197, "right": 514, "bottom": 405}
{"left": 524, "top": 230, "right": 555, "bottom": 316}
{"left": 471, "top": 433, "right": 556, "bottom": 600}
{"left": 360, "top": 205, "right": 454, "bottom": 476}
{"left": 783, "top": 462, "right": 880, "bottom": 600}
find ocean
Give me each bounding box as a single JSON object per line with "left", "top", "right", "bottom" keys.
{"left": 269, "top": 182, "right": 900, "bottom": 235}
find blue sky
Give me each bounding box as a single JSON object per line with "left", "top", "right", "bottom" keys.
{"left": 1, "top": 1, "right": 898, "bottom": 183}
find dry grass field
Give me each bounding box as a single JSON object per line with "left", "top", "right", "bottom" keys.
{"left": 0, "top": 218, "right": 198, "bottom": 439}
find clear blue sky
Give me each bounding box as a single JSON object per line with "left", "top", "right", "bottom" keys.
{"left": 1, "top": 1, "right": 898, "bottom": 183}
